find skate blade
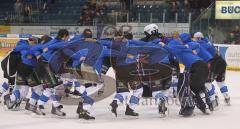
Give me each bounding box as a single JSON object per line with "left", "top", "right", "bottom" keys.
{"left": 2, "top": 105, "right": 20, "bottom": 111}
{"left": 203, "top": 109, "right": 212, "bottom": 115}
{"left": 225, "top": 102, "right": 231, "bottom": 106}
{"left": 11, "top": 107, "right": 21, "bottom": 111}
{"left": 31, "top": 112, "right": 46, "bottom": 118}
{"left": 3, "top": 105, "right": 10, "bottom": 111}
{"left": 124, "top": 115, "right": 139, "bottom": 120}
{"left": 159, "top": 110, "right": 170, "bottom": 118}
{"left": 24, "top": 110, "right": 35, "bottom": 115}
{"left": 159, "top": 109, "right": 169, "bottom": 118}
{"left": 78, "top": 118, "right": 96, "bottom": 122}
{"left": 159, "top": 113, "right": 167, "bottom": 118}
{"left": 51, "top": 114, "right": 66, "bottom": 119}
{"left": 213, "top": 106, "right": 220, "bottom": 111}
{"left": 180, "top": 113, "right": 196, "bottom": 117}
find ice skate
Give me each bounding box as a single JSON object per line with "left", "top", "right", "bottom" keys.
{"left": 25, "top": 103, "right": 37, "bottom": 112}
{"left": 158, "top": 100, "right": 168, "bottom": 117}
{"left": 195, "top": 95, "right": 211, "bottom": 115}
{"left": 0, "top": 92, "right": 2, "bottom": 103}
{"left": 109, "top": 100, "right": 118, "bottom": 117}
{"left": 24, "top": 99, "right": 31, "bottom": 111}
{"left": 179, "top": 106, "right": 194, "bottom": 117}
{"left": 51, "top": 105, "right": 66, "bottom": 116}
{"left": 34, "top": 105, "right": 46, "bottom": 116}
{"left": 224, "top": 94, "right": 231, "bottom": 106}
{"left": 3, "top": 94, "right": 16, "bottom": 109}
{"left": 77, "top": 102, "right": 95, "bottom": 120}
{"left": 125, "top": 105, "right": 139, "bottom": 117}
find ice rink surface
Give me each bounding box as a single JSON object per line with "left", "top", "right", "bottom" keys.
{"left": 0, "top": 68, "right": 239, "bottom": 129}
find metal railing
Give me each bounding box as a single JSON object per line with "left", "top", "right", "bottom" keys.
{"left": 1, "top": 10, "right": 195, "bottom": 26}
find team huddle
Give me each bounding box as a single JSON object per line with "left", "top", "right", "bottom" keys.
{"left": 0, "top": 24, "right": 230, "bottom": 120}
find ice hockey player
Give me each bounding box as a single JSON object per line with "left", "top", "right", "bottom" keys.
{"left": 160, "top": 34, "right": 211, "bottom": 116}
{"left": 139, "top": 24, "right": 178, "bottom": 117}
{"left": 0, "top": 82, "right": 9, "bottom": 103}
{"left": 179, "top": 33, "right": 216, "bottom": 111}
{"left": 108, "top": 31, "right": 169, "bottom": 117}
{"left": 64, "top": 29, "right": 99, "bottom": 120}
{"left": 25, "top": 35, "right": 53, "bottom": 112}
{"left": 193, "top": 32, "right": 230, "bottom": 105}
{"left": 3, "top": 37, "right": 40, "bottom": 110}
{"left": 32, "top": 29, "right": 70, "bottom": 116}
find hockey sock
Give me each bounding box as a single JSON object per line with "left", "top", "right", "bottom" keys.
{"left": 82, "top": 96, "right": 94, "bottom": 112}
{"left": 0, "top": 82, "right": 9, "bottom": 95}
{"left": 10, "top": 85, "right": 29, "bottom": 102}
{"left": 113, "top": 92, "right": 130, "bottom": 104}
{"left": 152, "top": 91, "right": 168, "bottom": 104}
{"left": 29, "top": 91, "right": 40, "bottom": 106}
{"left": 216, "top": 82, "right": 229, "bottom": 97}
{"left": 129, "top": 87, "right": 143, "bottom": 110}
{"left": 37, "top": 88, "right": 52, "bottom": 106}
{"left": 51, "top": 95, "right": 62, "bottom": 107}
{"left": 29, "top": 85, "right": 43, "bottom": 105}
{"left": 10, "top": 89, "right": 20, "bottom": 102}
{"left": 205, "top": 83, "right": 216, "bottom": 101}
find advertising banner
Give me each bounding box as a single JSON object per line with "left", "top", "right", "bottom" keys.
{"left": 215, "top": 44, "right": 240, "bottom": 70}
{"left": 215, "top": 1, "right": 240, "bottom": 19}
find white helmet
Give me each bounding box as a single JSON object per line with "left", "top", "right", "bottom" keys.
{"left": 144, "top": 24, "right": 159, "bottom": 35}
{"left": 193, "top": 32, "right": 204, "bottom": 38}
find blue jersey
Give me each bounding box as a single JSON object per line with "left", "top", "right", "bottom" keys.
{"left": 163, "top": 39, "right": 202, "bottom": 70}
{"left": 41, "top": 39, "right": 68, "bottom": 61}
{"left": 187, "top": 41, "right": 213, "bottom": 62}
{"left": 71, "top": 49, "right": 88, "bottom": 68}
{"left": 14, "top": 40, "right": 37, "bottom": 67}
{"left": 197, "top": 38, "right": 217, "bottom": 56}
{"left": 179, "top": 33, "right": 213, "bottom": 63}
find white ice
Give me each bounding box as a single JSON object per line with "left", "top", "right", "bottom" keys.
{"left": 0, "top": 67, "right": 239, "bottom": 129}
